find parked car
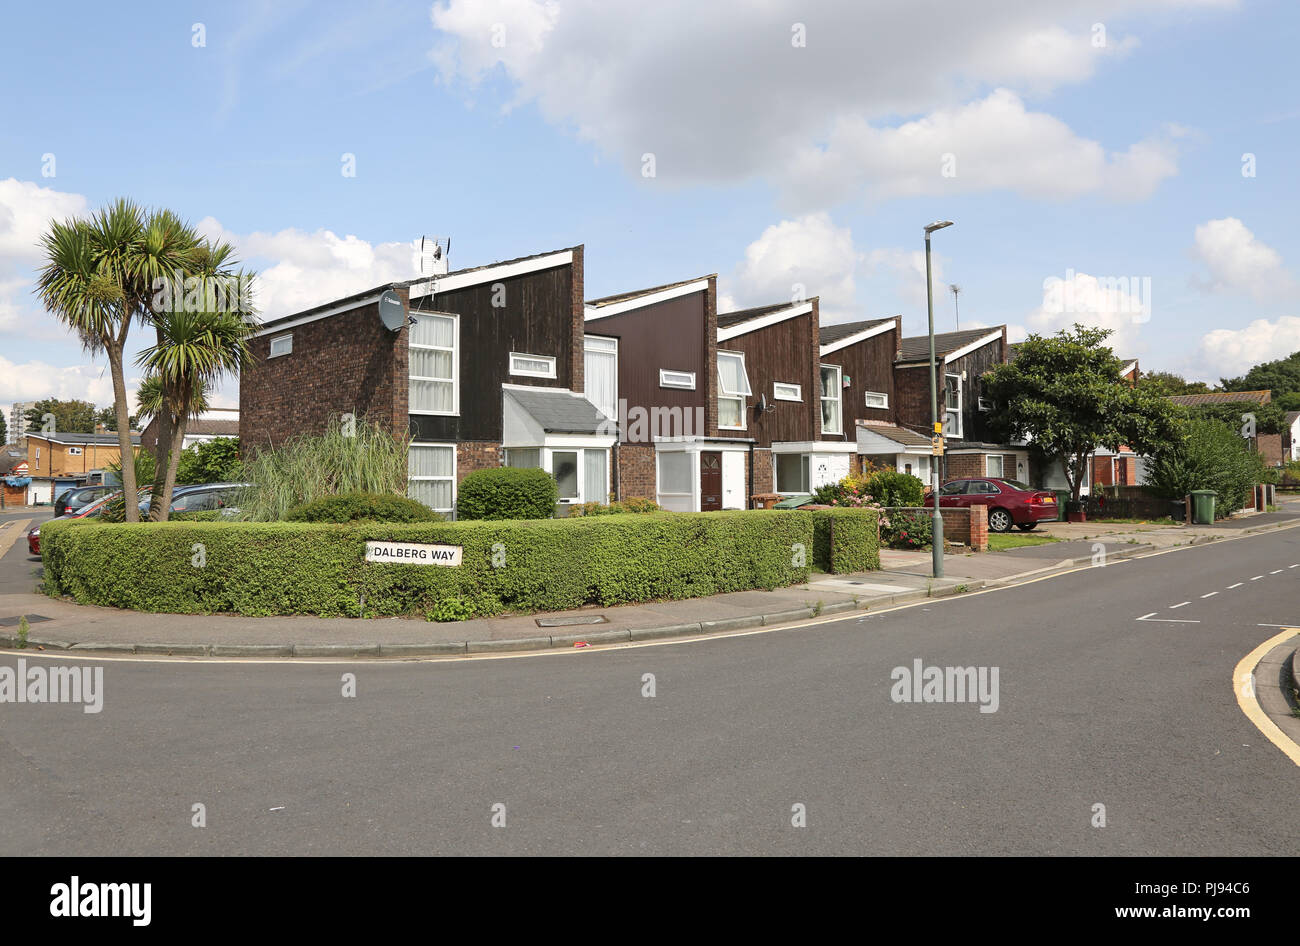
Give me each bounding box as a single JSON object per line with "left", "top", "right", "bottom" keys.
{"left": 27, "top": 488, "right": 144, "bottom": 555}
{"left": 935, "top": 477, "right": 1059, "bottom": 533}
{"left": 138, "top": 482, "right": 251, "bottom": 516}
{"left": 53, "top": 485, "right": 110, "bottom": 518}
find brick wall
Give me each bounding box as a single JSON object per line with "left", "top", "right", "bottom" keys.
{"left": 1257, "top": 433, "right": 1283, "bottom": 467}
{"left": 938, "top": 507, "right": 969, "bottom": 545}
{"left": 618, "top": 444, "right": 656, "bottom": 501}
{"left": 240, "top": 291, "right": 409, "bottom": 453}
{"left": 705, "top": 276, "right": 719, "bottom": 437}
{"left": 945, "top": 453, "right": 984, "bottom": 480}
{"left": 897, "top": 504, "right": 987, "bottom": 551}
{"left": 968, "top": 503, "right": 988, "bottom": 551}
{"left": 569, "top": 245, "right": 585, "bottom": 395}
{"left": 752, "top": 447, "right": 773, "bottom": 496}
{"left": 456, "top": 441, "right": 501, "bottom": 482}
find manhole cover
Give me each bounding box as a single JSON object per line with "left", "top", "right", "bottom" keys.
{"left": 0, "top": 614, "right": 53, "bottom": 627}
{"left": 534, "top": 615, "right": 609, "bottom": 628}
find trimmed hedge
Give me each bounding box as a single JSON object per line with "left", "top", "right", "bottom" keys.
{"left": 286, "top": 492, "right": 441, "bottom": 523}
{"left": 456, "top": 467, "right": 558, "bottom": 520}
{"left": 811, "top": 508, "right": 881, "bottom": 574}
{"left": 40, "top": 510, "right": 815, "bottom": 619}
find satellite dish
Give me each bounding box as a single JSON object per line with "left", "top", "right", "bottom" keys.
{"left": 378, "top": 290, "right": 406, "bottom": 332}
{"left": 758, "top": 393, "right": 769, "bottom": 413}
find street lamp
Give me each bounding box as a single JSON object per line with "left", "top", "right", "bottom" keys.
{"left": 924, "top": 220, "right": 953, "bottom": 579}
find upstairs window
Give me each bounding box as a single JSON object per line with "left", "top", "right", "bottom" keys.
{"left": 717, "top": 351, "right": 752, "bottom": 429}
{"left": 410, "top": 313, "right": 457, "bottom": 414}
{"left": 773, "top": 382, "right": 802, "bottom": 402}
{"left": 820, "top": 364, "right": 843, "bottom": 434}
{"left": 660, "top": 369, "right": 696, "bottom": 390}
{"left": 944, "top": 373, "right": 963, "bottom": 438}
{"left": 864, "top": 391, "right": 888, "bottom": 409}
{"left": 509, "top": 352, "right": 557, "bottom": 379}
{"left": 269, "top": 334, "right": 293, "bottom": 358}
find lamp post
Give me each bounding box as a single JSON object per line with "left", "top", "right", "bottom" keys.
{"left": 924, "top": 220, "right": 953, "bottom": 579}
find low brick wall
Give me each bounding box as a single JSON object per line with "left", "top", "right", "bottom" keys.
{"left": 884, "top": 504, "right": 988, "bottom": 551}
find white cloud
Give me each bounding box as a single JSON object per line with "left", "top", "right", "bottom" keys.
{"left": 1191, "top": 316, "right": 1300, "bottom": 382}
{"left": 1025, "top": 269, "right": 1151, "bottom": 356}
{"left": 0, "top": 178, "right": 88, "bottom": 261}
{"left": 865, "top": 247, "right": 944, "bottom": 309}
{"left": 198, "top": 217, "right": 422, "bottom": 319}
{"left": 1192, "top": 217, "right": 1292, "bottom": 301}
{"left": 427, "top": 0, "right": 1205, "bottom": 205}
{"left": 0, "top": 355, "right": 140, "bottom": 410}
{"left": 724, "top": 213, "right": 861, "bottom": 319}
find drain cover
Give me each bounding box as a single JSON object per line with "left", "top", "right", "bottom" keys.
{"left": 0, "top": 614, "right": 53, "bottom": 627}
{"left": 535, "top": 615, "right": 609, "bottom": 628}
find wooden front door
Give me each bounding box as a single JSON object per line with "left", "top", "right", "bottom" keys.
{"left": 700, "top": 451, "right": 722, "bottom": 511}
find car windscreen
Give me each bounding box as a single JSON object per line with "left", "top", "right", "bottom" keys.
{"left": 996, "top": 479, "right": 1032, "bottom": 491}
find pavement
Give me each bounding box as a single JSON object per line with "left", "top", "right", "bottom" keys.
{"left": 1, "top": 500, "right": 1297, "bottom": 657}
{"left": 3, "top": 502, "right": 1297, "bottom": 856}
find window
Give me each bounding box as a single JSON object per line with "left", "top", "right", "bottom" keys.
{"left": 584, "top": 336, "right": 618, "bottom": 421}
{"left": 553, "top": 451, "right": 579, "bottom": 501}
{"left": 269, "top": 334, "right": 293, "bottom": 358}
{"left": 864, "top": 391, "right": 888, "bottom": 409}
{"left": 658, "top": 451, "right": 693, "bottom": 494}
{"left": 584, "top": 449, "right": 608, "bottom": 504}
{"left": 986, "top": 455, "right": 1004, "bottom": 478}
{"left": 717, "top": 351, "right": 752, "bottom": 429}
{"left": 659, "top": 369, "right": 696, "bottom": 390}
{"left": 68, "top": 446, "right": 83, "bottom": 456}
{"left": 820, "top": 364, "right": 843, "bottom": 434}
{"left": 977, "top": 397, "right": 993, "bottom": 412}
{"left": 410, "top": 313, "right": 457, "bottom": 414}
{"left": 775, "top": 453, "right": 810, "bottom": 494}
{"left": 969, "top": 480, "right": 1001, "bottom": 494}
{"left": 944, "top": 373, "right": 962, "bottom": 438}
{"left": 939, "top": 480, "right": 966, "bottom": 496}
{"left": 509, "top": 352, "right": 557, "bottom": 379}
{"left": 504, "top": 448, "right": 541, "bottom": 469}
{"left": 408, "top": 443, "right": 455, "bottom": 513}
{"left": 773, "top": 382, "right": 802, "bottom": 402}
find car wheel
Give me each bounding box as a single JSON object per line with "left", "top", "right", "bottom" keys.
{"left": 988, "top": 508, "right": 1013, "bottom": 533}
{"left": 1016, "top": 522, "right": 1036, "bottom": 532}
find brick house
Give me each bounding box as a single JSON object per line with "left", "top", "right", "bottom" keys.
{"left": 1285, "top": 410, "right": 1300, "bottom": 462}
{"left": 240, "top": 245, "right": 616, "bottom": 517}
{"left": 22, "top": 432, "right": 140, "bottom": 505}
{"left": 582, "top": 275, "right": 756, "bottom": 511}
{"left": 1166, "top": 389, "right": 1282, "bottom": 469}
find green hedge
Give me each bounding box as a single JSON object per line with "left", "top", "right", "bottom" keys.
{"left": 40, "top": 510, "right": 814, "bottom": 619}
{"left": 456, "top": 467, "right": 558, "bottom": 520}
{"left": 286, "top": 492, "right": 440, "bottom": 523}
{"left": 811, "top": 508, "right": 881, "bottom": 574}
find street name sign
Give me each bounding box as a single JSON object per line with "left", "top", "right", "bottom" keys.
{"left": 364, "top": 541, "right": 462, "bottom": 566}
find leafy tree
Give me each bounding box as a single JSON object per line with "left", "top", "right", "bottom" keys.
{"left": 1178, "top": 399, "right": 1284, "bottom": 435}
{"left": 175, "top": 437, "right": 243, "bottom": 485}
{"left": 1137, "top": 371, "right": 1211, "bottom": 397}
{"left": 1221, "top": 350, "right": 1300, "bottom": 395}
{"left": 36, "top": 199, "right": 198, "bottom": 521}
{"left": 1145, "top": 418, "right": 1265, "bottom": 515}
{"left": 23, "top": 398, "right": 97, "bottom": 434}
{"left": 0, "top": 412, "right": 6, "bottom": 444}
{"left": 982, "top": 324, "right": 1182, "bottom": 502}
{"left": 94, "top": 406, "right": 137, "bottom": 431}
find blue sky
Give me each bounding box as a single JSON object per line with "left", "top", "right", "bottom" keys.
{"left": 2, "top": 0, "right": 1297, "bottom": 423}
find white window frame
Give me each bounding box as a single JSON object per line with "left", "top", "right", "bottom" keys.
{"left": 545, "top": 446, "right": 609, "bottom": 505}
{"left": 656, "top": 449, "right": 695, "bottom": 498}
{"left": 944, "top": 373, "right": 963, "bottom": 438}
{"left": 67, "top": 446, "right": 83, "bottom": 456}
{"left": 986, "top": 454, "right": 1004, "bottom": 478}
{"left": 820, "top": 364, "right": 843, "bottom": 435}
{"left": 409, "top": 312, "right": 459, "bottom": 416}
{"left": 509, "top": 351, "right": 557, "bottom": 379}
{"left": 659, "top": 369, "right": 696, "bottom": 390}
{"left": 407, "top": 442, "right": 456, "bottom": 514}
{"left": 717, "top": 351, "right": 752, "bottom": 431}
{"left": 773, "top": 382, "right": 802, "bottom": 402}
{"left": 268, "top": 334, "right": 293, "bottom": 358}
{"left": 775, "top": 452, "right": 811, "bottom": 495}
{"left": 864, "top": 391, "right": 888, "bottom": 409}
{"left": 583, "top": 335, "right": 619, "bottom": 423}
{"left": 977, "top": 396, "right": 993, "bottom": 412}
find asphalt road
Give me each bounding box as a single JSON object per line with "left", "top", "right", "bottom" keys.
{"left": 1, "top": 520, "right": 1297, "bottom": 856}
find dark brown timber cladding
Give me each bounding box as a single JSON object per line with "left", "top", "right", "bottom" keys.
{"left": 894, "top": 328, "right": 1005, "bottom": 441}
{"left": 820, "top": 317, "right": 899, "bottom": 429}
{"left": 239, "top": 291, "right": 409, "bottom": 453}
{"left": 410, "top": 252, "right": 580, "bottom": 444}
{"left": 587, "top": 286, "right": 709, "bottom": 443}
{"left": 720, "top": 302, "right": 819, "bottom": 447}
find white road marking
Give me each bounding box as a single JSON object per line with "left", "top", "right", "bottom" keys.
{"left": 1228, "top": 582, "right": 1244, "bottom": 588}
{"left": 1136, "top": 613, "right": 1200, "bottom": 623}
{"left": 1270, "top": 569, "right": 1283, "bottom": 574}
{"left": 1290, "top": 564, "right": 1299, "bottom": 568}
{"left": 1258, "top": 623, "right": 1300, "bottom": 628}
{"left": 1250, "top": 575, "right": 1264, "bottom": 581}
{"left": 1170, "top": 601, "right": 1189, "bottom": 609}
{"left": 1137, "top": 612, "right": 1157, "bottom": 621}
{"left": 1201, "top": 592, "right": 1218, "bottom": 598}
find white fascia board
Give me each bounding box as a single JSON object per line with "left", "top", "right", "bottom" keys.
{"left": 409, "top": 250, "right": 574, "bottom": 299}
{"left": 942, "top": 330, "right": 1004, "bottom": 365}
{"left": 819, "top": 320, "right": 894, "bottom": 356}
{"left": 585, "top": 279, "right": 710, "bottom": 321}
{"left": 543, "top": 434, "right": 618, "bottom": 449}
{"left": 1120, "top": 361, "right": 1138, "bottom": 377}
{"left": 253, "top": 291, "right": 387, "bottom": 338}
{"left": 770, "top": 440, "right": 856, "bottom": 454}
{"left": 717, "top": 302, "right": 813, "bottom": 342}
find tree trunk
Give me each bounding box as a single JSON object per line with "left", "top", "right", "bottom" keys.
{"left": 157, "top": 409, "right": 187, "bottom": 522}
{"left": 106, "top": 341, "right": 140, "bottom": 522}
{"left": 148, "top": 409, "right": 174, "bottom": 521}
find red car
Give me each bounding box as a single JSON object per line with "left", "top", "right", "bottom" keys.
{"left": 26, "top": 489, "right": 128, "bottom": 556}
{"left": 934, "top": 477, "right": 1058, "bottom": 533}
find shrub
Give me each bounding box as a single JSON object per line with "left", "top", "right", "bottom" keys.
{"left": 456, "top": 467, "right": 558, "bottom": 520}
{"left": 236, "top": 415, "right": 410, "bottom": 522}
{"left": 569, "top": 498, "right": 661, "bottom": 517}
{"left": 881, "top": 509, "right": 933, "bottom": 550}
{"left": 39, "top": 510, "right": 813, "bottom": 619}
{"left": 286, "top": 492, "right": 441, "bottom": 523}
{"left": 865, "top": 469, "right": 925, "bottom": 508}
{"left": 1146, "top": 418, "right": 1265, "bottom": 515}
{"left": 176, "top": 437, "right": 244, "bottom": 486}
{"left": 811, "top": 508, "right": 881, "bottom": 573}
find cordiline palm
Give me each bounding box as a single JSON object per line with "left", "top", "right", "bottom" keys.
{"left": 138, "top": 298, "right": 256, "bottom": 520}
{"left": 35, "top": 201, "right": 147, "bottom": 519}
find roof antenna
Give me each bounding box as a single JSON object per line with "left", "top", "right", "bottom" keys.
{"left": 948, "top": 284, "right": 961, "bottom": 330}
{"left": 418, "top": 236, "right": 451, "bottom": 300}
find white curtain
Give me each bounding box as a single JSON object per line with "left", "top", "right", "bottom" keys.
{"left": 584, "top": 348, "right": 617, "bottom": 421}
{"left": 584, "top": 449, "right": 608, "bottom": 503}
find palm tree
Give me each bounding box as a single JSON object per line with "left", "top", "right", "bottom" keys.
{"left": 137, "top": 248, "right": 257, "bottom": 520}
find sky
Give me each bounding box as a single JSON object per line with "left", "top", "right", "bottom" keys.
{"left": 2, "top": 0, "right": 1298, "bottom": 429}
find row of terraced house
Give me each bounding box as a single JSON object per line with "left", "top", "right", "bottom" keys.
{"left": 238, "top": 243, "right": 1087, "bottom": 516}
